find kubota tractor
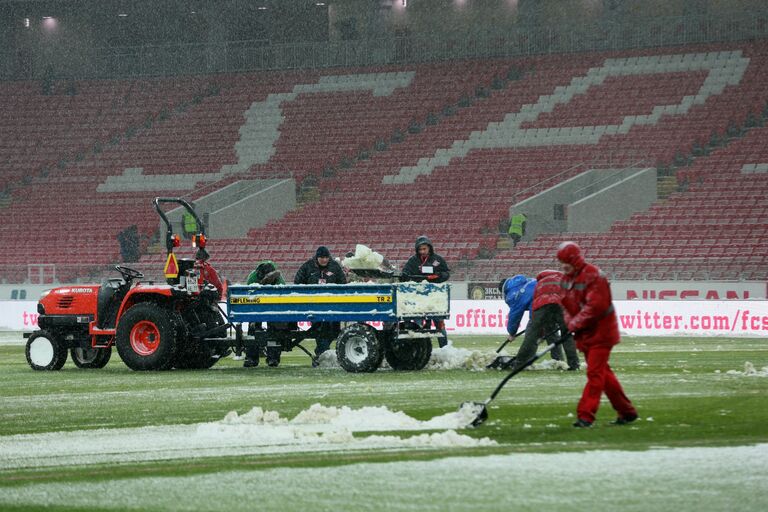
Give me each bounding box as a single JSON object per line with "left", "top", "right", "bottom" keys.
{"left": 23, "top": 198, "right": 230, "bottom": 371}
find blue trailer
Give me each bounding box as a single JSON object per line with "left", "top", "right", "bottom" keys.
{"left": 226, "top": 282, "right": 450, "bottom": 372}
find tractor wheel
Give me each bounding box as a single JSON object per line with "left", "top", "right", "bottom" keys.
{"left": 385, "top": 337, "right": 432, "bottom": 371}
{"left": 70, "top": 346, "right": 112, "bottom": 369}
{"left": 173, "top": 306, "right": 228, "bottom": 370}
{"left": 25, "top": 330, "right": 67, "bottom": 371}
{"left": 116, "top": 302, "right": 178, "bottom": 371}
{"left": 336, "top": 323, "right": 383, "bottom": 373}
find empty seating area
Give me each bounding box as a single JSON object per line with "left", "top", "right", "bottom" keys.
{"left": 479, "top": 123, "right": 768, "bottom": 282}
{"left": 2, "top": 41, "right": 768, "bottom": 284}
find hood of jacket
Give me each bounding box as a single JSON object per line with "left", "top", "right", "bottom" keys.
{"left": 557, "top": 241, "right": 586, "bottom": 274}
{"left": 414, "top": 235, "right": 434, "bottom": 255}
{"left": 502, "top": 274, "right": 532, "bottom": 301}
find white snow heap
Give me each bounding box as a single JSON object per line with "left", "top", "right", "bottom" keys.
{"left": 429, "top": 344, "right": 500, "bottom": 371}
{"left": 396, "top": 282, "right": 450, "bottom": 317}
{"left": 725, "top": 361, "right": 768, "bottom": 377}
{"left": 341, "top": 244, "right": 385, "bottom": 270}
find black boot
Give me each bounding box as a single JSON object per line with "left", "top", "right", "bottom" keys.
{"left": 244, "top": 346, "right": 260, "bottom": 368}
{"left": 266, "top": 347, "right": 281, "bottom": 367}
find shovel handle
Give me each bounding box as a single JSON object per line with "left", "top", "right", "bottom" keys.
{"left": 494, "top": 329, "right": 525, "bottom": 354}
{"left": 487, "top": 334, "right": 570, "bottom": 402}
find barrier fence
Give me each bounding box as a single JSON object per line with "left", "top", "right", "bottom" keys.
{"left": 3, "top": 10, "right": 768, "bottom": 80}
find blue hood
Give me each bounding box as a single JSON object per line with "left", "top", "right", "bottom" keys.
{"left": 503, "top": 274, "right": 530, "bottom": 301}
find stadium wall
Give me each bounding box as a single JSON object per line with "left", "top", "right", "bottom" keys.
{"left": 512, "top": 167, "right": 654, "bottom": 239}
{"left": 164, "top": 179, "right": 296, "bottom": 239}
{"left": 5, "top": 298, "right": 768, "bottom": 337}
{"left": 568, "top": 168, "right": 657, "bottom": 233}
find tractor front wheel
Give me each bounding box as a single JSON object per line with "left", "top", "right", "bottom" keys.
{"left": 116, "top": 303, "right": 177, "bottom": 371}
{"left": 25, "top": 330, "right": 67, "bottom": 371}
{"left": 71, "top": 346, "right": 112, "bottom": 369}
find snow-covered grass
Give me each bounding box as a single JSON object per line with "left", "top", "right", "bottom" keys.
{"left": 0, "top": 333, "right": 767, "bottom": 511}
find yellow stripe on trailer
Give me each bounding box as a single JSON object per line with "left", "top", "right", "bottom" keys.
{"left": 230, "top": 295, "right": 393, "bottom": 305}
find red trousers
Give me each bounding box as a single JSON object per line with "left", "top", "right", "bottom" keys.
{"left": 578, "top": 345, "right": 636, "bottom": 423}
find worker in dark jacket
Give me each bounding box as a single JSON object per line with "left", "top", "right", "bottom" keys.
{"left": 558, "top": 241, "right": 638, "bottom": 428}
{"left": 401, "top": 235, "right": 450, "bottom": 284}
{"left": 244, "top": 260, "right": 288, "bottom": 368}
{"left": 499, "top": 272, "right": 579, "bottom": 371}
{"left": 295, "top": 246, "right": 347, "bottom": 364}
{"left": 400, "top": 235, "right": 450, "bottom": 346}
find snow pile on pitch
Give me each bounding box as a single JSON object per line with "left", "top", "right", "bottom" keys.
{"left": 427, "top": 345, "right": 574, "bottom": 371}
{"left": 428, "top": 345, "right": 501, "bottom": 370}
{"left": 0, "top": 404, "right": 494, "bottom": 471}
{"left": 726, "top": 361, "right": 768, "bottom": 377}
{"left": 209, "top": 403, "right": 484, "bottom": 432}
{"left": 267, "top": 342, "right": 573, "bottom": 372}
{"left": 531, "top": 359, "right": 571, "bottom": 371}
{"left": 315, "top": 350, "right": 341, "bottom": 369}
{"left": 341, "top": 244, "right": 385, "bottom": 269}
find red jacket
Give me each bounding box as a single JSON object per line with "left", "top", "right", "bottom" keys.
{"left": 560, "top": 263, "right": 619, "bottom": 350}
{"left": 532, "top": 270, "right": 565, "bottom": 311}
{"left": 197, "top": 260, "right": 224, "bottom": 300}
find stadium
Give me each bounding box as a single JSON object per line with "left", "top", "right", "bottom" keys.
{"left": 0, "top": 0, "right": 766, "bottom": 510}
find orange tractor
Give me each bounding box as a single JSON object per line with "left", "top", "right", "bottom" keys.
{"left": 23, "top": 198, "right": 231, "bottom": 371}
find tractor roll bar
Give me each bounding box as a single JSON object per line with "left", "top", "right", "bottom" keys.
{"left": 153, "top": 197, "right": 206, "bottom": 253}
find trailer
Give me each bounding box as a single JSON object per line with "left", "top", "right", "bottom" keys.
{"left": 227, "top": 281, "right": 450, "bottom": 372}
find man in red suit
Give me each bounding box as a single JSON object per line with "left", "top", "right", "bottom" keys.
{"left": 557, "top": 241, "right": 638, "bottom": 428}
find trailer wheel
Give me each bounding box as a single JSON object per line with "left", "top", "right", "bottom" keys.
{"left": 71, "top": 346, "right": 112, "bottom": 369}
{"left": 25, "top": 330, "right": 67, "bottom": 371}
{"left": 385, "top": 337, "right": 432, "bottom": 371}
{"left": 116, "top": 303, "right": 177, "bottom": 371}
{"left": 336, "top": 323, "right": 383, "bottom": 373}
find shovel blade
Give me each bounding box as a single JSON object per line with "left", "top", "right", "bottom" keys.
{"left": 486, "top": 355, "right": 516, "bottom": 370}
{"left": 460, "top": 401, "right": 489, "bottom": 427}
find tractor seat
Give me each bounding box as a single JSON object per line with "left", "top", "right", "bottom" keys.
{"left": 96, "top": 278, "right": 128, "bottom": 329}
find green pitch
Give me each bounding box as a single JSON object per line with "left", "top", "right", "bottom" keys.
{"left": 0, "top": 335, "right": 766, "bottom": 511}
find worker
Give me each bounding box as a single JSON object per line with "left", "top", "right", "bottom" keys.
{"left": 244, "top": 260, "right": 288, "bottom": 368}
{"left": 294, "top": 246, "right": 346, "bottom": 365}
{"left": 400, "top": 235, "right": 450, "bottom": 347}
{"left": 182, "top": 211, "right": 197, "bottom": 240}
{"left": 499, "top": 272, "right": 580, "bottom": 371}
{"left": 508, "top": 212, "right": 527, "bottom": 247}
{"left": 557, "top": 241, "right": 638, "bottom": 428}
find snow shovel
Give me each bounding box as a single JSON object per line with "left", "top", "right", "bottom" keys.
{"left": 463, "top": 334, "right": 569, "bottom": 427}
{"left": 486, "top": 329, "right": 525, "bottom": 369}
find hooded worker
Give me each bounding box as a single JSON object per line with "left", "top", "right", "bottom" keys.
{"left": 247, "top": 260, "right": 285, "bottom": 286}
{"left": 497, "top": 272, "right": 579, "bottom": 371}
{"left": 400, "top": 235, "right": 450, "bottom": 283}
{"left": 244, "top": 260, "right": 289, "bottom": 368}
{"left": 557, "top": 241, "right": 638, "bottom": 427}
{"left": 400, "top": 236, "right": 450, "bottom": 347}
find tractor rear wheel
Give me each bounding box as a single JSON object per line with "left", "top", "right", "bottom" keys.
{"left": 25, "top": 330, "right": 67, "bottom": 371}
{"left": 336, "top": 323, "right": 383, "bottom": 373}
{"left": 71, "top": 346, "right": 112, "bottom": 369}
{"left": 116, "top": 303, "right": 177, "bottom": 371}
